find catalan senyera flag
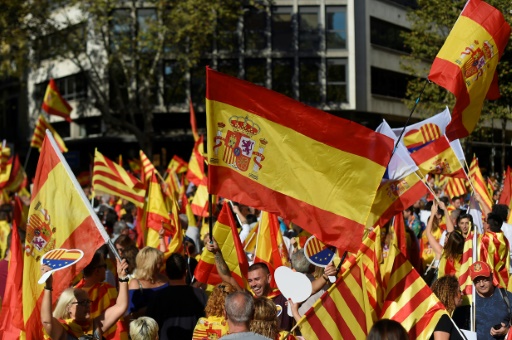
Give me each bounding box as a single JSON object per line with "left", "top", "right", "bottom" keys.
{"left": 254, "top": 211, "right": 290, "bottom": 284}
{"left": 297, "top": 255, "right": 372, "bottom": 340}
{"left": 469, "top": 155, "right": 493, "bottom": 212}
{"left": 380, "top": 245, "right": 448, "bottom": 339}
{"left": 140, "top": 150, "right": 157, "bottom": 183}
{"left": 30, "top": 115, "right": 68, "bottom": 153}
{"left": 409, "top": 136, "right": 464, "bottom": 178}
{"left": 480, "top": 231, "right": 510, "bottom": 289}
{"left": 444, "top": 177, "right": 467, "bottom": 199}
{"left": 186, "top": 135, "right": 205, "bottom": 187}
{"left": 41, "top": 79, "right": 73, "bottom": 122}
{"left": 194, "top": 202, "right": 249, "bottom": 289}
{"left": 190, "top": 97, "right": 199, "bottom": 142}
{"left": 499, "top": 166, "right": 511, "bottom": 206}
{"left": 0, "top": 144, "right": 10, "bottom": 172}
{"left": 206, "top": 68, "right": 393, "bottom": 252}
{"left": 92, "top": 150, "right": 146, "bottom": 208}
{"left": 23, "top": 131, "right": 107, "bottom": 340}
{"left": 0, "top": 222, "right": 23, "bottom": 339}
{"left": 428, "top": 0, "right": 510, "bottom": 141}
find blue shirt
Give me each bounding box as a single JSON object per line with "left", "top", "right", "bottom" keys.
{"left": 475, "top": 287, "right": 512, "bottom": 340}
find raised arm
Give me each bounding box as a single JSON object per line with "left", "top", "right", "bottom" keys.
{"left": 40, "top": 266, "right": 65, "bottom": 340}
{"left": 311, "top": 261, "right": 337, "bottom": 294}
{"left": 206, "top": 236, "right": 243, "bottom": 291}
{"left": 437, "top": 201, "right": 454, "bottom": 233}
{"left": 426, "top": 202, "right": 443, "bottom": 259}
{"left": 94, "top": 259, "right": 129, "bottom": 334}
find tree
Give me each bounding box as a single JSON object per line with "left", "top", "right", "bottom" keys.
{"left": 1, "top": 0, "right": 259, "bottom": 157}
{"left": 401, "top": 0, "right": 512, "bottom": 173}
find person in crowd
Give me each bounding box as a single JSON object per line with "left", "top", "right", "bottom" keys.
{"left": 404, "top": 206, "right": 422, "bottom": 238}
{"left": 192, "top": 282, "right": 236, "bottom": 340}
{"left": 146, "top": 253, "right": 207, "bottom": 340}
{"left": 40, "top": 258, "right": 129, "bottom": 340}
{"left": 128, "top": 247, "right": 168, "bottom": 320}
{"left": 421, "top": 201, "right": 445, "bottom": 273}
{"left": 366, "top": 319, "right": 409, "bottom": 340}
{"left": 453, "top": 213, "right": 473, "bottom": 240}
{"left": 130, "top": 316, "right": 159, "bottom": 340}
{"left": 250, "top": 297, "right": 279, "bottom": 340}
{"left": 470, "top": 261, "right": 512, "bottom": 339}
{"left": 430, "top": 276, "right": 464, "bottom": 339}
{"left": 122, "top": 245, "right": 139, "bottom": 278}
{"left": 492, "top": 204, "right": 512, "bottom": 273}
{"left": 114, "top": 234, "right": 136, "bottom": 259}
{"left": 221, "top": 291, "right": 271, "bottom": 340}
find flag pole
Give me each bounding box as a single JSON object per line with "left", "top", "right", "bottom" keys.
{"left": 414, "top": 171, "right": 441, "bottom": 203}
{"left": 23, "top": 145, "right": 33, "bottom": 174}
{"left": 208, "top": 193, "right": 213, "bottom": 240}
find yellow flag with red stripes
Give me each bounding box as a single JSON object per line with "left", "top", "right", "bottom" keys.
{"left": 469, "top": 155, "right": 493, "bottom": 212}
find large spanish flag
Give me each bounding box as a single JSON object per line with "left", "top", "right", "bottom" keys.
{"left": 22, "top": 131, "right": 107, "bottom": 339}
{"left": 41, "top": 79, "right": 73, "bottom": 122}
{"left": 206, "top": 68, "right": 393, "bottom": 252}
{"left": 428, "top": 0, "right": 510, "bottom": 140}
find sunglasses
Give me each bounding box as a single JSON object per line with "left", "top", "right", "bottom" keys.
{"left": 71, "top": 299, "right": 92, "bottom": 307}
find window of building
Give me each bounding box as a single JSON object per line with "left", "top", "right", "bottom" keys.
{"left": 110, "top": 8, "right": 132, "bottom": 52}
{"left": 191, "top": 59, "right": 210, "bottom": 106}
{"left": 271, "top": 6, "right": 293, "bottom": 52}
{"left": 35, "top": 73, "right": 88, "bottom": 102}
{"left": 326, "top": 59, "right": 347, "bottom": 103}
{"left": 137, "top": 8, "right": 157, "bottom": 52}
{"left": 299, "top": 58, "right": 321, "bottom": 104}
{"left": 299, "top": 7, "right": 320, "bottom": 51}
{"left": 245, "top": 59, "right": 266, "bottom": 87}
{"left": 217, "top": 59, "right": 239, "bottom": 78}
{"left": 326, "top": 6, "right": 347, "bottom": 50}
{"left": 272, "top": 58, "right": 294, "bottom": 98}
{"left": 370, "top": 17, "right": 411, "bottom": 53}
{"left": 163, "top": 61, "right": 187, "bottom": 105}
{"left": 36, "top": 23, "right": 87, "bottom": 60}
{"left": 244, "top": 7, "right": 267, "bottom": 51}
{"left": 217, "top": 17, "right": 239, "bottom": 53}
{"left": 371, "top": 67, "right": 411, "bottom": 98}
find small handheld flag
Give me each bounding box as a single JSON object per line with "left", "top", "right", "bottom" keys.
{"left": 42, "top": 79, "right": 73, "bottom": 122}
{"left": 304, "top": 235, "right": 337, "bottom": 267}
{"left": 38, "top": 248, "right": 83, "bottom": 284}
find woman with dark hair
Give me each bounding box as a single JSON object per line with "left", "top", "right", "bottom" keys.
{"left": 430, "top": 276, "right": 464, "bottom": 339}
{"left": 367, "top": 319, "right": 409, "bottom": 340}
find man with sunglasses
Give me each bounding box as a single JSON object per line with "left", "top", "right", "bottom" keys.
{"left": 471, "top": 261, "right": 512, "bottom": 340}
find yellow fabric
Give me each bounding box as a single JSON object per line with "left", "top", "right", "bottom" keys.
{"left": 0, "top": 220, "right": 10, "bottom": 259}
{"left": 192, "top": 316, "right": 228, "bottom": 340}
{"left": 140, "top": 150, "right": 157, "bottom": 182}
{"left": 30, "top": 115, "right": 68, "bottom": 152}
{"left": 469, "top": 155, "right": 493, "bottom": 212}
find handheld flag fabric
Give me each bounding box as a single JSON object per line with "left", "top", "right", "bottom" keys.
{"left": 206, "top": 68, "right": 393, "bottom": 252}
{"left": 30, "top": 115, "right": 68, "bottom": 153}
{"left": 304, "top": 236, "right": 337, "bottom": 267}
{"left": 41, "top": 79, "right": 73, "bottom": 122}
{"left": 428, "top": 0, "right": 510, "bottom": 140}
{"left": 38, "top": 249, "right": 84, "bottom": 284}
{"left": 23, "top": 131, "right": 108, "bottom": 340}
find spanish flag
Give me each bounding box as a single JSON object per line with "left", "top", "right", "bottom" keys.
{"left": 428, "top": 0, "right": 510, "bottom": 140}
{"left": 409, "top": 136, "right": 464, "bottom": 178}
{"left": 186, "top": 135, "right": 205, "bottom": 187}
{"left": 206, "top": 68, "right": 393, "bottom": 252}
{"left": 194, "top": 202, "right": 248, "bottom": 289}
{"left": 22, "top": 131, "right": 106, "bottom": 339}
{"left": 30, "top": 115, "right": 68, "bottom": 153}
{"left": 41, "top": 79, "right": 73, "bottom": 122}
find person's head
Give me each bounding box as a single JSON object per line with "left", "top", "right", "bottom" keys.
{"left": 165, "top": 253, "right": 187, "bottom": 280}
{"left": 367, "top": 319, "right": 409, "bottom": 340}
{"left": 291, "top": 249, "right": 313, "bottom": 274}
{"left": 53, "top": 288, "right": 92, "bottom": 323}
{"left": 443, "top": 231, "right": 465, "bottom": 260}
{"left": 122, "top": 245, "right": 139, "bottom": 275}
{"left": 250, "top": 297, "right": 278, "bottom": 340}
{"left": 129, "top": 316, "right": 159, "bottom": 340}
{"left": 225, "top": 291, "right": 254, "bottom": 327}
{"left": 456, "top": 213, "right": 473, "bottom": 236}
{"left": 492, "top": 204, "right": 509, "bottom": 222}
{"left": 431, "top": 276, "right": 462, "bottom": 314}
{"left": 113, "top": 220, "right": 128, "bottom": 236}
{"left": 248, "top": 263, "right": 271, "bottom": 297}
{"left": 451, "top": 196, "right": 461, "bottom": 209}
{"left": 470, "top": 261, "right": 494, "bottom": 297}
{"left": 485, "top": 212, "right": 503, "bottom": 233}
{"left": 82, "top": 251, "right": 107, "bottom": 283}
{"left": 114, "top": 234, "right": 136, "bottom": 257}
{"left": 205, "top": 282, "right": 237, "bottom": 317}
{"left": 403, "top": 206, "right": 414, "bottom": 218}
{"left": 493, "top": 190, "right": 501, "bottom": 201}
{"left": 134, "top": 247, "right": 163, "bottom": 281}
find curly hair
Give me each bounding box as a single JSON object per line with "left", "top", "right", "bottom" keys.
{"left": 250, "top": 297, "right": 278, "bottom": 340}
{"left": 431, "top": 275, "right": 460, "bottom": 314}
{"left": 205, "top": 282, "right": 237, "bottom": 317}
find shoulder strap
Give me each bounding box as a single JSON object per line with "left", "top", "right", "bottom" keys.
{"left": 135, "top": 278, "right": 143, "bottom": 293}
{"left": 498, "top": 287, "right": 512, "bottom": 324}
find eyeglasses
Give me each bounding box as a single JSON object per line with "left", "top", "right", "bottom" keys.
{"left": 71, "top": 299, "right": 92, "bottom": 307}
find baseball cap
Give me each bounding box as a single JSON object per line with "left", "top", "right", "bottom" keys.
{"left": 470, "top": 261, "right": 492, "bottom": 281}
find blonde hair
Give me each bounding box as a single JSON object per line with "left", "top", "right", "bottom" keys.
{"left": 205, "top": 282, "right": 237, "bottom": 317}
{"left": 129, "top": 316, "right": 159, "bottom": 340}
{"left": 250, "top": 297, "right": 278, "bottom": 340}
{"left": 134, "top": 247, "right": 164, "bottom": 282}
{"left": 53, "top": 288, "right": 81, "bottom": 319}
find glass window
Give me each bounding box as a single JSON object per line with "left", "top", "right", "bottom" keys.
{"left": 137, "top": 8, "right": 157, "bottom": 52}
{"left": 326, "top": 6, "right": 347, "bottom": 50}
{"left": 271, "top": 7, "right": 293, "bottom": 52}
{"left": 326, "top": 59, "right": 347, "bottom": 103}
{"left": 370, "top": 17, "right": 411, "bottom": 53}
{"left": 244, "top": 7, "right": 268, "bottom": 51}
{"left": 299, "top": 7, "right": 320, "bottom": 51}
{"left": 110, "top": 9, "right": 132, "bottom": 52}
{"left": 191, "top": 59, "right": 210, "bottom": 106}
{"left": 36, "top": 23, "right": 86, "bottom": 60}
{"left": 245, "top": 59, "right": 266, "bottom": 87}
{"left": 163, "top": 61, "right": 187, "bottom": 105}
{"left": 217, "top": 17, "right": 239, "bottom": 52}
{"left": 299, "top": 59, "right": 321, "bottom": 104}
{"left": 36, "top": 73, "right": 88, "bottom": 102}
{"left": 217, "top": 59, "right": 239, "bottom": 78}
{"left": 272, "top": 59, "right": 294, "bottom": 98}
{"left": 371, "top": 67, "right": 412, "bottom": 98}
